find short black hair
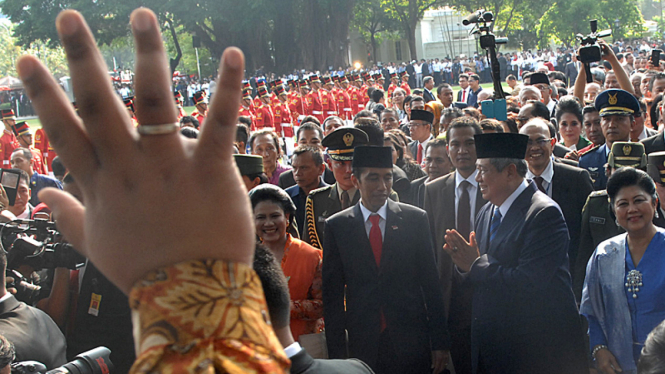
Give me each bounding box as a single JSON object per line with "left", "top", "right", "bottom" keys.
{"left": 292, "top": 145, "right": 323, "bottom": 166}
{"left": 506, "top": 74, "right": 517, "bottom": 81}
{"left": 300, "top": 115, "right": 321, "bottom": 126}
{"left": 50, "top": 156, "right": 66, "bottom": 178}
{"left": 236, "top": 124, "right": 249, "bottom": 144}
{"left": 649, "top": 72, "right": 665, "bottom": 94}
{"left": 480, "top": 119, "right": 504, "bottom": 132}
{"left": 179, "top": 127, "right": 199, "bottom": 139}
{"left": 297, "top": 122, "right": 323, "bottom": 141}
{"left": 650, "top": 94, "right": 663, "bottom": 129}
{"left": 355, "top": 121, "right": 384, "bottom": 146}
{"left": 248, "top": 129, "right": 281, "bottom": 155}
{"left": 582, "top": 105, "right": 599, "bottom": 116}
{"left": 436, "top": 83, "right": 452, "bottom": 96}
{"left": 252, "top": 243, "right": 291, "bottom": 329}
{"left": 468, "top": 74, "right": 480, "bottom": 82}
{"left": 179, "top": 116, "right": 200, "bottom": 129}
{"left": 238, "top": 116, "right": 253, "bottom": 129}
{"left": 525, "top": 100, "right": 551, "bottom": 120}
{"left": 409, "top": 96, "right": 425, "bottom": 109}
{"left": 371, "top": 89, "right": 384, "bottom": 103}
{"left": 446, "top": 116, "right": 482, "bottom": 141}
{"left": 607, "top": 167, "right": 657, "bottom": 206}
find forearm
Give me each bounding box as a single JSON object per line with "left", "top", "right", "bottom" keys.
{"left": 574, "top": 67, "right": 586, "bottom": 103}
{"left": 129, "top": 260, "right": 289, "bottom": 374}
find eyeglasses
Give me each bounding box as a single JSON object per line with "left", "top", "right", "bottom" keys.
{"left": 527, "top": 138, "right": 552, "bottom": 146}
{"left": 535, "top": 85, "right": 550, "bottom": 91}
{"left": 408, "top": 122, "right": 426, "bottom": 128}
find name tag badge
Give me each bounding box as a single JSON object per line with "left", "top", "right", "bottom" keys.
{"left": 590, "top": 216, "right": 606, "bottom": 224}
{"left": 88, "top": 293, "right": 102, "bottom": 316}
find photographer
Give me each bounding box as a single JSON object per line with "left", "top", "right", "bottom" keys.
{"left": 10, "top": 149, "right": 62, "bottom": 207}
{"left": 0, "top": 243, "right": 65, "bottom": 369}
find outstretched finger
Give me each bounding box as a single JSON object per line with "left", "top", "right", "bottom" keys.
{"left": 16, "top": 56, "right": 98, "bottom": 186}
{"left": 196, "top": 48, "right": 245, "bottom": 162}
{"left": 38, "top": 188, "right": 88, "bottom": 258}
{"left": 55, "top": 10, "right": 136, "bottom": 163}
{"left": 130, "top": 9, "right": 179, "bottom": 146}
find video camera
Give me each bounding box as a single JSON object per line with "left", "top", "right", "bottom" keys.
{"left": 11, "top": 346, "right": 113, "bottom": 374}
{"left": 576, "top": 19, "right": 612, "bottom": 83}
{"left": 464, "top": 10, "right": 508, "bottom": 120}
{"left": 0, "top": 219, "right": 85, "bottom": 304}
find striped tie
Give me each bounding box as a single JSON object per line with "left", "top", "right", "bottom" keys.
{"left": 490, "top": 208, "right": 502, "bottom": 242}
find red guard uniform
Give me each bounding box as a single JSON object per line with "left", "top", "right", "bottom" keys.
{"left": 191, "top": 91, "right": 208, "bottom": 127}
{"left": 255, "top": 87, "right": 275, "bottom": 130}
{"left": 30, "top": 147, "right": 47, "bottom": 175}
{"left": 307, "top": 91, "right": 324, "bottom": 123}
{"left": 348, "top": 85, "right": 360, "bottom": 116}
{"left": 273, "top": 87, "right": 294, "bottom": 138}
{"left": 34, "top": 128, "right": 56, "bottom": 172}
{"left": 400, "top": 81, "right": 412, "bottom": 96}
{"left": 0, "top": 130, "right": 19, "bottom": 169}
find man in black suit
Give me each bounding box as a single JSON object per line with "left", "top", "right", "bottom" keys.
{"left": 279, "top": 122, "right": 336, "bottom": 189}
{"left": 0, "top": 250, "right": 66, "bottom": 369}
{"left": 443, "top": 133, "right": 587, "bottom": 373}
{"left": 423, "top": 76, "right": 436, "bottom": 103}
{"left": 323, "top": 146, "right": 450, "bottom": 374}
{"left": 564, "top": 55, "right": 580, "bottom": 87}
{"left": 641, "top": 131, "right": 665, "bottom": 154}
{"left": 252, "top": 244, "right": 374, "bottom": 374}
{"left": 520, "top": 118, "right": 594, "bottom": 278}
{"left": 407, "top": 110, "right": 435, "bottom": 166}
{"left": 423, "top": 117, "right": 486, "bottom": 374}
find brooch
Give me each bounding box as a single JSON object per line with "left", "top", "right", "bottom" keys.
{"left": 626, "top": 270, "right": 643, "bottom": 299}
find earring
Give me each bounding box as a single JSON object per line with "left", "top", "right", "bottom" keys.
{"left": 615, "top": 219, "right": 620, "bottom": 226}
{"left": 656, "top": 211, "right": 660, "bottom": 219}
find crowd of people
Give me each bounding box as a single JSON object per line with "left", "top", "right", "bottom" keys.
{"left": 2, "top": 6, "right": 665, "bottom": 374}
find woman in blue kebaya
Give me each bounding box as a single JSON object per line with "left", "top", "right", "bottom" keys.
{"left": 581, "top": 167, "right": 665, "bottom": 374}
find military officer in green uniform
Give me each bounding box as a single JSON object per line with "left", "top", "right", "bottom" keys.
{"left": 573, "top": 141, "right": 647, "bottom": 301}
{"left": 304, "top": 127, "right": 400, "bottom": 249}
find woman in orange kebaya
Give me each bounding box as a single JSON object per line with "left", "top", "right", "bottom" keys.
{"left": 250, "top": 184, "right": 324, "bottom": 341}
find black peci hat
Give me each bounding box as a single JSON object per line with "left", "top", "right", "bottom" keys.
{"left": 352, "top": 146, "right": 393, "bottom": 169}
{"left": 474, "top": 133, "right": 529, "bottom": 159}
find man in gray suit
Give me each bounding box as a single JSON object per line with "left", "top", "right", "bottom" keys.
{"left": 564, "top": 55, "right": 580, "bottom": 87}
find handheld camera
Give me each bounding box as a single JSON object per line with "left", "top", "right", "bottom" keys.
{"left": 576, "top": 19, "right": 612, "bottom": 83}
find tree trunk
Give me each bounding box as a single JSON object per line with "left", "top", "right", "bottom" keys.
{"left": 371, "top": 33, "right": 378, "bottom": 63}
{"left": 165, "top": 18, "right": 182, "bottom": 74}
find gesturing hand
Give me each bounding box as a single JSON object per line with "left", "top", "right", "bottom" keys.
{"left": 443, "top": 229, "right": 480, "bottom": 273}
{"left": 17, "top": 9, "right": 253, "bottom": 294}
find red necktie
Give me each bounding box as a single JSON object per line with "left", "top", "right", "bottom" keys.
{"left": 462, "top": 89, "right": 467, "bottom": 103}
{"left": 369, "top": 215, "right": 383, "bottom": 267}
{"left": 417, "top": 144, "right": 423, "bottom": 165}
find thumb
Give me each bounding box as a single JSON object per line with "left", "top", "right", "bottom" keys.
{"left": 470, "top": 231, "right": 477, "bottom": 247}
{"left": 38, "top": 188, "right": 87, "bottom": 257}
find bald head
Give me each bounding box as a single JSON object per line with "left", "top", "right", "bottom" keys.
{"left": 519, "top": 117, "right": 551, "bottom": 136}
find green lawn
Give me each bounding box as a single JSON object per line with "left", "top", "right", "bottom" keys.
{"left": 23, "top": 82, "right": 508, "bottom": 129}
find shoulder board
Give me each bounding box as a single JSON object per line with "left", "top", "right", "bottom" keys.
{"left": 308, "top": 185, "right": 333, "bottom": 197}
{"left": 589, "top": 190, "right": 608, "bottom": 197}
{"left": 578, "top": 144, "right": 601, "bottom": 157}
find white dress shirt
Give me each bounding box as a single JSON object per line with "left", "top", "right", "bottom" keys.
{"left": 526, "top": 157, "right": 554, "bottom": 197}
{"left": 455, "top": 170, "right": 479, "bottom": 229}
{"left": 360, "top": 200, "right": 388, "bottom": 240}
{"left": 283, "top": 342, "right": 303, "bottom": 358}
{"left": 497, "top": 179, "right": 530, "bottom": 218}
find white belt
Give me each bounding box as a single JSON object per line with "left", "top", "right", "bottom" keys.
{"left": 298, "top": 115, "right": 306, "bottom": 120}
{"left": 43, "top": 152, "right": 49, "bottom": 157}
{"left": 358, "top": 104, "right": 365, "bottom": 108}
{"left": 343, "top": 108, "right": 352, "bottom": 111}
{"left": 2, "top": 161, "right": 8, "bottom": 165}
{"left": 281, "top": 123, "right": 292, "bottom": 127}
{"left": 312, "top": 111, "right": 323, "bottom": 114}
{"left": 326, "top": 111, "right": 336, "bottom": 114}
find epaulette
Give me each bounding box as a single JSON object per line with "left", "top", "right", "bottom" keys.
{"left": 589, "top": 190, "right": 608, "bottom": 198}
{"left": 578, "top": 144, "right": 601, "bottom": 157}
{"left": 308, "top": 184, "right": 332, "bottom": 197}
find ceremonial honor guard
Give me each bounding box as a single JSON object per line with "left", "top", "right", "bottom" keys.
{"left": 400, "top": 71, "right": 412, "bottom": 95}
{"left": 354, "top": 74, "right": 366, "bottom": 112}
{"left": 387, "top": 72, "right": 400, "bottom": 106}
{"left": 273, "top": 85, "right": 294, "bottom": 139}
{"left": 12, "top": 121, "right": 47, "bottom": 175}
{"left": 359, "top": 72, "right": 370, "bottom": 106}
{"left": 34, "top": 125, "right": 55, "bottom": 174}
{"left": 269, "top": 79, "right": 283, "bottom": 108}
{"left": 242, "top": 80, "right": 256, "bottom": 112}
{"left": 321, "top": 76, "right": 337, "bottom": 119}
{"left": 239, "top": 91, "right": 256, "bottom": 130}
{"left": 373, "top": 73, "right": 386, "bottom": 92}
{"left": 123, "top": 97, "right": 139, "bottom": 127}
{"left": 0, "top": 109, "right": 20, "bottom": 169}
{"left": 190, "top": 91, "right": 208, "bottom": 127}
{"left": 337, "top": 76, "right": 353, "bottom": 123}
{"left": 254, "top": 80, "right": 267, "bottom": 108}
{"left": 348, "top": 75, "right": 361, "bottom": 116}
{"left": 308, "top": 74, "right": 325, "bottom": 123}
{"left": 174, "top": 91, "right": 186, "bottom": 120}
{"left": 255, "top": 87, "right": 275, "bottom": 130}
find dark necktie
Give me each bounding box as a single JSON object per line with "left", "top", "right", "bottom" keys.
{"left": 534, "top": 176, "right": 546, "bottom": 194}
{"left": 341, "top": 191, "right": 350, "bottom": 209}
{"left": 369, "top": 215, "right": 383, "bottom": 267}
{"left": 490, "top": 208, "right": 502, "bottom": 242}
{"left": 458, "top": 180, "right": 471, "bottom": 239}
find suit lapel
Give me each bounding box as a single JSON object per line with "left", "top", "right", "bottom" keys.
{"left": 350, "top": 203, "right": 379, "bottom": 274}
{"left": 381, "top": 200, "right": 403, "bottom": 271}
